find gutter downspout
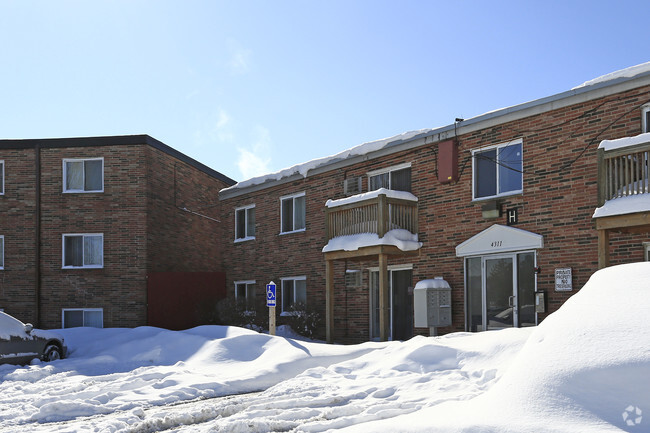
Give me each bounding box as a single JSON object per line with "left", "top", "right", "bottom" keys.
{"left": 35, "top": 144, "right": 41, "bottom": 327}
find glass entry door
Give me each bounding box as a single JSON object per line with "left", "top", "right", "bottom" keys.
{"left": 370, "top": 268, "right": 413, "bottom": 340}
{"left": 466, "top": 252, "right": 536, "bottom": 332}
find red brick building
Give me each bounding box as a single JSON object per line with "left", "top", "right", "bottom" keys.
{"left": 220, "top": 65, "right": 650, "bottom": 343}
{"left": 0, "top": 135, "right": 234, "bottom": 329}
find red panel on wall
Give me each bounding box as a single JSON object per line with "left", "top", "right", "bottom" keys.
{"left": 438, "top": 139, "right": 458, "bottom": 183}
{"left": 147, "top": 272, "right": 227, "bottom": 330}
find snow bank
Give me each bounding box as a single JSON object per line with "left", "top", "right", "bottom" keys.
{"left": 325, "top": 188, "right": 418, "bottom": 208}
{"left": 353, "top": 262, "right": 650, "bottom": 432}
{"left": 221, "top": 129, "right": 432, "bottom": 192}
{"left": 593, "top": 193, "right": 650, "bottom": 218}
{"left": 322, "top": 229, "right": 422, "bottom": 253}
{"left": 573, "top": 61, "right": 650, "bottom": 89}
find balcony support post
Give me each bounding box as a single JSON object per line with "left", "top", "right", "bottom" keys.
{"left": 597, "top": 229, "right": 610, "bottom": 269}
{"left": 325, "top": 258, "right": 334, "bottom": 343}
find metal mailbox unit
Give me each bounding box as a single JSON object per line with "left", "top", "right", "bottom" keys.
{"left": 414, "top": 277, "right": 452, "bottom": 335}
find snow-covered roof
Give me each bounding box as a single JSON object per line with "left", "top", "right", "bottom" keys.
{"left": 598, "top": 132, "right": 650, "bottom": 151}
{"left": 573, "top": 61, "right": 650, "bottom": 89}
{"left": 325, "top": 188, "right": 418, "bottom": 208}
{"left": 221, "top": 62, "right": 650, "bottom": 198}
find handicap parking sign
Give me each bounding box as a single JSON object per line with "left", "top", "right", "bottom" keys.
{"left": 266, "top": 282, "right": 276, "bottom": 307}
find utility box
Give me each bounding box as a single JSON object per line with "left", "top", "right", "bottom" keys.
{"left": 437, "top": 140, "right": 458, "bottom": 183}
{"left": 414, "top": 277, "right": 452, "bottom": 328}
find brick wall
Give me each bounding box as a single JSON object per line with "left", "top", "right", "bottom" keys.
{"left": 222, "top": 84, "right": 650, "bottom": 343}
{"left": 0, "top": 148, "right": 38, "bottom": 324}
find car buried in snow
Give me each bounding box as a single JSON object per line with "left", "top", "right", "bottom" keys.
{"left": 0, "top": 311, "right": 67, "bottom": 365}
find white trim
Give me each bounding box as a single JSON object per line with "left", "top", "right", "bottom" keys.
{"left": 279, "top": 192, "right": 306, "bottom": 234}
{"left": 366, "top": 162, "right": 412, "bottom": 178}
{"left": 62, "top": 308, "right": 104, "bottom": 328}
{"left": 62, "top": 233, "right": 104, "bottom": 269}
{"left": 367, "top": 263, "right": 414, "bottom": 272}
{"left": 62, "top": 157, "right": 104, "bottom": 193}
{"left": 644, "top": 242, "right": 650, "bottom": 261}
{"left": 456, "top": 225, "right": 543, "bottom": 257}
{"left": 643, "top": 104, "right": 650, "bottom": 133}
{"left": 0, "top": 160, "right": 4, "bottom": 195}
{"left": 471, "top": 139, "right": 523, "bottom": 201}
{"left": 234, "top": 280, "right": 257, "bottom": 311}
{"left": 234, "top": 204, "right": 256, "bottom": 242}
{"left": 0, "top": 235, "right": 4, "bottom": 270}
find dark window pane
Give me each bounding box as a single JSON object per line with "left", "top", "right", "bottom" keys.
{"left": 498, "top": 143, "right": 522, "bottom": 194}
{"left": 246, "top": 208, "right": 255, "bottom": 237}
{"left": 236, "top": 283, "right": 246, "bottom": 305}
{"left": 294, "top": 196, "right": 305, "bottom": 230}
{"left": 475, "top": 149, "right": 497, "bottom": 198}
{"left": 236, "top": 209, "right": 246, "bottom": 239}
{"left": 63, "top": 310, "right": 84, "bottom": 328}
{"left": 64, "top": 236, "right": 83, "bottom": 267}
{"left": 282, "top": 280, "right": 294, "bottom": 311}
{"left": 84, "top": 160, "right": 103, "bottom": 191}
{"left": 282, "top": 198, "right": 294, "bottom": 232}
{"left": 391, "top": 167, "right": 411, "bottom": 192}
{"left": 65, "top": 161, "right": 84, "bottom": 190}
{"left": 369, "top": 173, "right": 389, "bottom": 191}
{"left": 466, "top": 257, "right": 482, "bottom": 332}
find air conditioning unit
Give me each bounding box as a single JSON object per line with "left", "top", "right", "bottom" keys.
{"left": 344, "top": 177, "right": 362, "bottom": 196}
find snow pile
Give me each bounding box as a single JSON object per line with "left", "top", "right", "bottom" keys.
{"left": 598, "top": 131, "right": 650, "bottom": 151}
{"left": 593, "top": 193, "right": 650, "bottom": 218}
{"left": 221, "top": 129, "right": 431, "bottom": 192}
{"left": 573, "top": 61, "right": 650, "bottom": 89}
{"left": 1, "top": 263, "right": 649, "bottom": 432}
{"left": 322, "top": 229, "right": 422, "bottom": 253}
{"left": 325, "top": 188, "right": 418, "bottom": 208}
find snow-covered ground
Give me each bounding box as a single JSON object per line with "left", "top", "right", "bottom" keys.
{"left": 1, "top": 263, "right": 649, "bottom": 432}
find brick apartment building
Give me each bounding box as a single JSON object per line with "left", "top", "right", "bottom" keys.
{"left": 0, "top": 135, "right": 234, "bottom": 329}
{"left": 220, "top": 64, "right": 650, "bottom": 343}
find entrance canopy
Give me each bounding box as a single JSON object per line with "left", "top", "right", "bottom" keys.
{"left": 456, "top": 224, "right": 544, "bottom": 257}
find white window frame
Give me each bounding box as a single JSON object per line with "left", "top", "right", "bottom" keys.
{"left": 0, "top": 160, "right": 4, "bottom": 195}
{"left": 63, "top": 157, "right": 104, "bottom": 193}
{"left": 62, "top": 308, "right": 104, "bottom": 328}
{"left": 472, "top": 139, "right": 523, "bottom": 201}
{"left": 642, "top": 104, "right": 650, "bottom": 133}
{"left": 280, "top": 192, "right": 306, "bottom": 234}
{"left": 235, "top": 280, "right": 256, "bottom": 312}
{"left": 280, "top": 276, "right": 307, "bottom": 315}
{"left": 367, "top": 162, "right": 412, "bottom": 192}
{"left": 62, "top": 233, "right": 104, "bottom": 269}
{"left": 644, "top": 242, "right": 650, "bottom": 261}
{"left": 0, "top": 235, "right": 4, "bottom": 270}
{"left": 235, "top": 204, "right": 256, "bottom": 242}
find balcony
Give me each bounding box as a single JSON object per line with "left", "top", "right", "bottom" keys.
{"left": 594, "top": 133, "right": 650, "bottom": 268}
{"left": 323, "top": 188, "right": 420, "bottom": 258}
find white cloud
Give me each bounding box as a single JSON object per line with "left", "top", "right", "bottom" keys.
{"left": 227, "top": 39, "right": 252, "bottom": 75}
{"left": 237, "top": 126, "right": 272, "bottom": 179}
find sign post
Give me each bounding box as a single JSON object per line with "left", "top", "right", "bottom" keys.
{"left": 266, "top": 282, "right": 276, "bottom": 335}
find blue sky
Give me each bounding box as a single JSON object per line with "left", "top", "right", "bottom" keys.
{"left": 0, "top": 1, "right": 648, "bottom": 182}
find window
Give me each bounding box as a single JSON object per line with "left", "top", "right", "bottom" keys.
{"left": 62, "top": 308, "right": 103, "bottom": 328}
{"left": 280, "top": 192, "right": 306, "bottom": 234}
{"left": 644, "top": 243, "right": 650, "bottom": 261}
{"left": 235, "top": 205, "right": 255, "bottom": 241}
{"left": 62, "top": 234, "right": 103, "bottom": 268}
{"left": 281, "top": 276, "right": 306, "bottom": 313}
{"left": 368, "top": 163, "right": 411, "bottom": 192}
{"left": 0, "top": 236, "right": 4, "bottom": 269}
{"left": 473, "top": 140, "right": 523, "bottom": 200}
{"left": 643, "top": 105, "right": 650, "bottom": 133}
{"left": 0, "top": 160, "right": 4, "bottom": 195}
{"left": 235, "top": 281, "right": 256, "bottom": 311}
{"left": 63, "top": 158, "right": 104, "bottom": 192}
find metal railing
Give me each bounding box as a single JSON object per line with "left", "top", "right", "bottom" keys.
{"left": 325, "top": 193, "right": 418, "bottom": 241}
{"left": 598, "top": 141, "right": 650, "bottom": 206}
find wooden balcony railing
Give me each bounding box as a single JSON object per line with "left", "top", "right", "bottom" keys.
{"left": 325, "top": 193, "right": 418, "bottom": 242}
{"left": 598, "top": 140, "right": 650, "bottom": 206}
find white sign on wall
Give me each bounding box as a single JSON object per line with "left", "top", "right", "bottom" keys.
{"left": 555, "top": 268, "right": 573, "bottom": 292}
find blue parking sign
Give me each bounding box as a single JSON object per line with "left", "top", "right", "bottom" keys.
{"left": 266, "top": 282, "right": 276, "bottom": 307}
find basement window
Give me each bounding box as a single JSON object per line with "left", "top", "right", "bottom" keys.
{"left": 62, "top": 308, "right": 103, "bottom": 328}
{"left": 63, "top": 158, "right": 104, "bottom": 193}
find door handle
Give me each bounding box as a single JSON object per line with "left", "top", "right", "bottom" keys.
{"left": 508, "top": 295, "right": 515, "bottom": 308}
